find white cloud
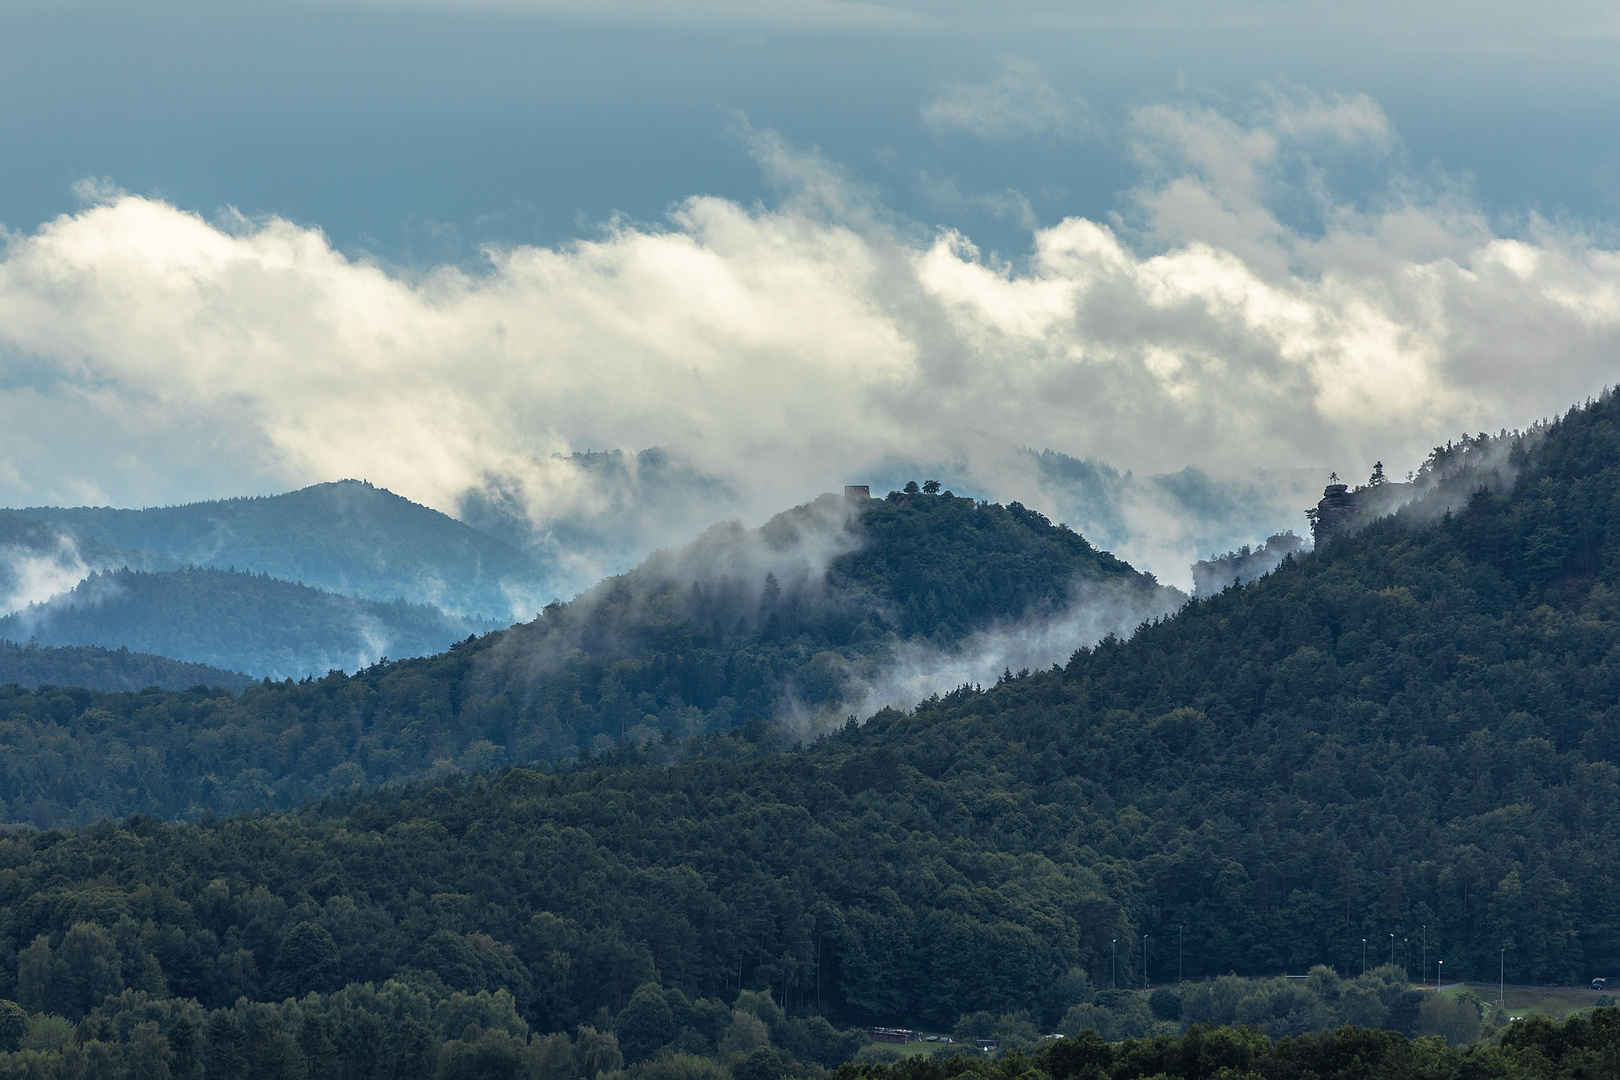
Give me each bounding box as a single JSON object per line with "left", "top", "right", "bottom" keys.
{"left": 2, "top": 96, "right": 1620, "bottom": 592}
{"left": 921, "top": 58, "right": 1094, "bottom": 139}
{"left": 0, "top": 537, "right": 89, "bottom": 616}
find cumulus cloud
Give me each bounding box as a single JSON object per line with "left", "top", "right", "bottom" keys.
{"left": 921, "top": 58, "right": 1095, "bottom": 139}
{"left": 1, "top": 92, "right": 1620, "bottom": 594}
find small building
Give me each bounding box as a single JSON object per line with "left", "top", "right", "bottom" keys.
{"left": 844, "top": 485, "right": 871, "bottom": 501}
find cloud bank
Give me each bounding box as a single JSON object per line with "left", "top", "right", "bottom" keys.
{"left": 2, "top": 90, "right": 1620, "bottom": 593}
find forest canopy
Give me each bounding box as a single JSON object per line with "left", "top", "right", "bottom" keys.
{"left": 5, "top": 394, "right": 1620, "bottom": 1075}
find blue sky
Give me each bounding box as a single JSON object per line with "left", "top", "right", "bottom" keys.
{"left": 4, "top": 0, "right": 1620, "bottom": 591}
{"left": 5, "top": 1, "right": 1619, "bottom": 263}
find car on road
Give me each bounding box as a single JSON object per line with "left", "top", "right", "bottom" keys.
{"left": 1591, "top": 978, "right": 1608, "bottom": 991}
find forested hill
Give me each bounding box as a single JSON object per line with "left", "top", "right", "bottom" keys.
{"left": 0, "top": 568, "right": 496, "bottom": 681}
{"left": 466, "top": 492, "right": 1172, "bottom": 754}
{"left": 0, "top": 640, "right": 253, "bottom": 693}
{"left": 0, "top": 492, "right": 1165, "bottom": 824}
{"left": 9, "top": 480, "right": 543, "bottom": 619}
{"left": 4, "top": 400, "right": 1620, "bottom": 1073}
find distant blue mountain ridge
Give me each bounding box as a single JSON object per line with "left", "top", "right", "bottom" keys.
{"left": 0, "top": 567, "right": 499, "bottom": 682}
{"left": 0, "top": 640, "right": 254, "bottom": 693}
{"left": 11, "top": 479, "right": 545, "bottom": 620}
{"left": 0, "top": 482, "right": 532, "bottom": 682}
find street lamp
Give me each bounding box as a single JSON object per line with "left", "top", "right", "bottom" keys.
{"left": 1178, "top": 925, "right": 1183, "bottom": 985}
{"left": 1112, "top": 939, "right": 1117, "bottom": 989}
{"left": 1390, "top": 934, "right": 1395, "bottom": 969}
{"left": 1500, "top": 948, "right": 1505, "bottom": 1006}
{"left": 1422, "top": 926, "right": 1427, "bottom": 986}
{"left": 1362, "top": 938, "right": 1367, "bottom": 976}
{"left": 1438, "top": 959, "right": 1444, "bottom": 988}
{"left": 1143, "top": 935, "right": 1149, "bottom": 991}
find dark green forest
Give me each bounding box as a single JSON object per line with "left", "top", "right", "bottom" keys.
{"left": 833, "top": 1014, "right": 1620, "bottom": 1080}
{"left": 0, "top": 641, "right": 251, "bottom": 694}
{"left": 0, "top": 568, "right": 496, "bottom": 682}
{"left": 470, "top": 493, "right": 1167, "bottom": 755}
{"left": 10, "top": 480, "right": 543, "bottom": 620}
{"left": 4, "top": 394, "right": 1620, "bottom": 1075}
{"left": 0, "top": 494, "right": 1161, "bottom": 824}
{"left": 1, "top": 979, "right": 1612, "bottom": 1080}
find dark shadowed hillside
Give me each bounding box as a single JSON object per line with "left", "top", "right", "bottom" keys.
{"left": 0, "top": 640, "right": 252, "bottom": 693}
{"left": 469, "top": 491, "right": 1173, "bottom": 754}
{"left": 4, "top": 397, "right": 1620, "bottom": 1074}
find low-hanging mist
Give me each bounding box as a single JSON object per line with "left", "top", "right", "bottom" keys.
{"left": 831, "top": 574, "right": 1181, "bottom": 723}
{"left": 0, "top": 537, "right": 87, "bottom": 615}
{"left": 0, "top": 567, "right": 498, "bottom": 680}
{"left": 458, "top": 490, "right": 1173, "bottom": 755}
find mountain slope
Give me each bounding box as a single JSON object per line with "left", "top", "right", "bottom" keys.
{"left": 0, "top": 640, "right": 253, "bottom": 693}
{"left": 471, "top": 492, "right": 1172, "bottom": 754}
{"left": 0, "top": 394, "right": 1615, "bottom": 1039}
{"left": 0, "top": 492, "right": 1170, "bottom": 823}
{"left": 0, "top": 567, "right": 495, "bottom": 680}
{"left": 11, "top": 480, "right": 544, "bottom": 619}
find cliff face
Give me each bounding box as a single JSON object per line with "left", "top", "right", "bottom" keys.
{"left": 1310, "top": 475, "right": 1413, "bottom": 547}
{"left": 1191, "top": 532, "right": 1307, "bottom": 598}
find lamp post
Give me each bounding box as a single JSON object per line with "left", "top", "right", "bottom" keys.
{"left": 1390, "top": 934, "right": 1395, "bottom": 969}
{"left": 1422, "top": 926, "right": 1427, "bottom": 987}
{"left": 1112, "top": 939, "right": 1117, "bottom": 989}
{"left": 1500, "top": 949, "right": 1505, "bottom": 1006}
{"left": 1362, "top": 938, "right": 1367, "bottom": 976}
{"left": 1179, "top": 925, "right": 1183, "bottom": 985}
{"left": 1438, "top": 959, "right": 1444, "bottom": 989}
{"left": 1143, "top": 935, "right": 1148, "bottom": 991}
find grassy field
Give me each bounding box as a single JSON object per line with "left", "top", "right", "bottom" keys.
{"left": 887, "top": 1042, "right": 946, "bottom": 1059}
{"left": 1453, "top": 981, "right": 1616, "bottom": 1022}
{"left": 858, "top": 1039, "right": 963, "bottom": 1062}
